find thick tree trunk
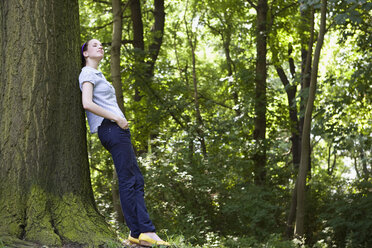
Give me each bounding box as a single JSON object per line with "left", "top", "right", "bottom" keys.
{"left": 295, "top": 0, "right": 327, "bottom": 237}
{"left": 0, "top": 0, "right": 114, "bottom": 246}
{"left": 253, "top": 0, "right": 268, "bottom": 184}
{"left": 110, "top": 0, "right": 125, "bottom": 225}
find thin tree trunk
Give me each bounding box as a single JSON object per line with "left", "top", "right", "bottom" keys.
{"left": 360, "top": 144, "right": 369, "bottom": 180}
{"left": 295, "top": 0, "right": 327, "bottom": 237}
{"left": 129, "top": 0, "right": 165, "bottom": 153}
{"left": 285, "top": 8, "right": 315, "bottom": 238}
{"left": 0, "top": 0, "right": 114, "bottom": 246}
{"left": 275, "top": 66, "right": 301, "bottom": 167}
{"left": 184, "top": 2, "right": 207, "bottom": 157}
{"left": 286, "top": 182, "right": 298, "bottom": 237}
{"left": 299, "top": 9, "right": 314, "bottom": 136}
{"left": 253, "top": 0, "right": 268, "bottom": 184}
{"left": 147, "top": 0, "right": 165, "bottom": 71}
{"left": 354, "top": 156, "right": 361, "bottom": 179}
{"left": 110, "top": 0, "right": 125, "bottom": 225}
{"left": 190, "top": 39, "right": 207, "bottom": 157}
{"left": 130, "top": 0, "right": 145, "bottom": 102}
{"left": 299, "top": 8, "right": 315, "bottom": 174}
{"left": 274, "top": 62, "right": 300, "bottom": 237}
{"left": 222, "top": 29, "right": 240, "bottom": 116}
{"left": 327, "top": 144, "right": 337, "bottom": 176}
{"left": 111, "top": 0, "right": 125, "bottom": 113}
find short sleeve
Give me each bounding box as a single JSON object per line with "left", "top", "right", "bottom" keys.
{"left": 79, "top": 70, "right": 96, "bottom": 91}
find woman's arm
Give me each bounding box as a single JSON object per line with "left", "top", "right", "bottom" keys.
{"left": 81, "top": 82, "right": 128, "bottom": 129}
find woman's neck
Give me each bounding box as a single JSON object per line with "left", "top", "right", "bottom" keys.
{"left": 85, "top": 59, "right": 100, "bottom": 69}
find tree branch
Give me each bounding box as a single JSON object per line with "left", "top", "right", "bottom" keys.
{"left": 93, "top": 0, "right": 111, "bottom": 5}
{"left": 272, "top": 3, "right": 297, "bottom": 18}
{"left": 247, "top": 0, "right": 257, "bottom": 9}
{"left": 102, "top": 40, "right": 133, "bottom": 47}
{"left": 198, "top": 92, "right": 233, "bottom": 110}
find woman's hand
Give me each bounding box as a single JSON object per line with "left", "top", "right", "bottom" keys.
{"left": 116, "top": 117, "right": 129, "bottom": 130}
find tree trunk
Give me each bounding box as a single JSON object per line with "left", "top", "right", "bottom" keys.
{"left": 147, "top": 0, "right": 165, "bottom": 72}
{"left": 190, "top": 38, "right": 207, "bottom": 157}
{"left": 129, "top": 0, "right": 165, "bottom": 153}
{"left": 286, "top": 181, "right": 298, "bottom": 237}
{"left": 130, "top": 0, "right": 145, "bottom": 102}
{"left": 360, "top": 143, "right": 370, "bottom": 180}
{"left": 110, "top": 0, "right": 125, "bottom": 225}
{"left": 111, "top": 0, "right": 125, "bottom": 113}
{"left": 223, "top": 29, "right": 240, "bottom": 117}
{"left": 274, "top": 64, "right": 301, "bottom": 168}
{"left": 286, "top": 7, "right": 315, "bottom": 238}
{"left": 295, "top": 0, "right": 327, "bottom": 237}
{"left": 253, "top": 0, "right": 268, "bottom": 185}
{"left": 273, "top": 60, "right": 300, "bottom": 237}
{"left": 273, "top": 56, "right": 301, "bottom": 237}
{"left": 184, "top": 2, "right": 207, "bottom": 158}
{"left": 299, "top": 8, "right": 314, "bottom": 174}
{"left": 0, "top": 0, "right": 115, "bottom": 246}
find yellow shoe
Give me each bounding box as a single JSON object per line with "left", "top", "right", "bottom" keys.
{"left": 128, "top": 235, "right": 141, "bottom": 245}
{"left": 139, "top": 233, "right": 170, "bottom": 246}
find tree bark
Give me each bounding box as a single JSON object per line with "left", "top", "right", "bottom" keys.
{"left": 286, "top": 7, "right": 315, "bottom": 238}
{"left": 147, "top": 0, "right": 165, "bottom": 72}
{"left": 299, "top": 8, "right": 314, "bottom": 173}
{"left": 295, "top": 0, "right": 327, "bottom": 237}
{"left": 253, "top": 0, "right": 268, "bottom": 184}
{"left": 0, "top": 0, "right": 115, "bottom": 246}
{"left": 111, "top": 0, "right": 125, "bottom": 113}
{"left": 275, "top": 64, "right": 301, "bottom": 168}
{"left": 130, "top": 0, "right": 145, "bottom": 102}
{"left": 129, "top": 0, "right": 165, "bottom": 153}
{"left": 273, "top": 61, "right": 300, "bottom": 237}
{"left": 110, "top": 0, "right": 125, "bottom": 225}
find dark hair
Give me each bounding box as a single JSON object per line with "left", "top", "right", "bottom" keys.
{"left": 81, "top": 40, "right": 91, "bottom": 68}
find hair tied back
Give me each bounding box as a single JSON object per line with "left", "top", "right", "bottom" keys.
{"left": 81, "top": 42, "right": 86, "bottom": 55}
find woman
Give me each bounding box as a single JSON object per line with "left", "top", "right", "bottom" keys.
{"left": 79, "top": 39, "right": 169, "bottom": 247}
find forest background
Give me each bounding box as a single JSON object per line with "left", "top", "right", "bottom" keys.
{"left": 79, "top": 0, "right": 371, "bottom": 247}
{"left": 0, "top": 0, "right": 371, "bottom": 247}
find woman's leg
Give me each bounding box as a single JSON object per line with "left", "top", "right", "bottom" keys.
{"left": 98, "top": 121, "right": 155, "bottom": 238}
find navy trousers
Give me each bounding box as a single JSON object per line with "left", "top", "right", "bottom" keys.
{"left": 98, "top": 119, "right": 155, "bottom": 238}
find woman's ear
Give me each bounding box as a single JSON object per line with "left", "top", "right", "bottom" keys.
{"left": 83, "top": 50, "right": 88, "bottom": 58}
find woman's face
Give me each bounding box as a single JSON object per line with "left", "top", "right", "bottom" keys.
{"left": 84, "top": 39, "right": 104, "bottom": 60}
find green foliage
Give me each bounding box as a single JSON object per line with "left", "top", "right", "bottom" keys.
{"left": 79, "top": 0, "right": 371, "bottom": 247}
{"left": 320, "top": 182, "right": 372, "bottom": 248}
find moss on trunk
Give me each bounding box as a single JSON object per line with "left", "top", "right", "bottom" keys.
{"left": 0, "top": 185, "right": 117, "bottom": 247}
